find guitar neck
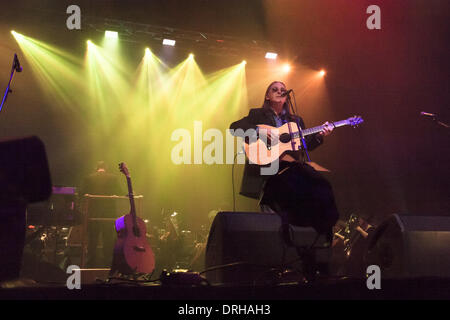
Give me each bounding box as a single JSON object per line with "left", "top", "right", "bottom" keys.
{"left": 126, "top": 176, "right": 137, "bottom": 223}
{"left": 301, "top": 119, "right": 350, "bottom": 137}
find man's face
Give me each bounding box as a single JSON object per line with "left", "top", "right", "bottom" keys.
{"left": 266, "top": 82, "right": 287, "bottom": 104}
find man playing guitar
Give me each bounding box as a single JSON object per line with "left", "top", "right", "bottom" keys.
{"left": 229, "top": 81, "right": 340, "bottom": 236}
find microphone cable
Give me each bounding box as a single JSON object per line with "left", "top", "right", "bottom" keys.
{"left": 231, "top": 151, "right": 240, "bottom": 212}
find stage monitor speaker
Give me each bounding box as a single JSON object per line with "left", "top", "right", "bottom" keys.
{"left": 0, "top": 136, "right": 51, "bottom": 281}
{"left": 365, "top": 214, "right": 450, "bottom": 278}
{"left": 204, "top": 211, "right": 331, "bottom": 285}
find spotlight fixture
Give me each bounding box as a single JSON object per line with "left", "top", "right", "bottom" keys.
{"left": 319, "top": 69, "right": 326, "bottom": 77}
{"left": 265, "top": 52, "right": 277, "bottom": 60}
{"left": 163, "top": 39, "right": 176, "bottom": 46}
{"left": 105, "top": 30, "right": 118, "bottom": 39}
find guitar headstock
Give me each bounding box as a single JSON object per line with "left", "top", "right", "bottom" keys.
{"left": 347, "top": 115, "right": 364, "bottom": 127}
{"left": 119, "top": 162, "right": 130, "bottom": 177}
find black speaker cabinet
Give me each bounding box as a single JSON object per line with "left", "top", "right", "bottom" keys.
{"left": 204, "top": 211, "right": 331, "bottom": 285}
{"left": 0, "top": 135, "right": 52, "bottom": 203}
{"left": 0, "top": 136, "right": 51, "bottom": 281}
{"left": 365, "top": 214, "right": 450, "bottom": 278}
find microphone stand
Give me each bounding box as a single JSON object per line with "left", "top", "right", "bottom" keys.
{"left": 432, "top": 117, "right": 450, "bottom": 129}
{"left": 286, "top": 92, "right": 311, "bottom": 162}
{"left": 436, "top": 121, "right": 450, "bottom": 129}
{"left": 0, "top": 54, "right": 22, "bottom": 113}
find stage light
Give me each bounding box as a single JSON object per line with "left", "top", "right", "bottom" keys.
{"left": 11, "top": 30, "right": 24, "bottom": 41}
{"left": 86, "top": 40, "right": 94, "bottom": 50}
{"left": 105, "top": 31, "right": 118, "bottom": 39}
{"left": 282, "top": 64, "right": 291, "bottom": 73}
{"left": 319, "top": 69, "right": 326, "bottom": 77}
{"left": 12, "top": 31, "right": 85, "bottom": 113}
{"left": 242, "top": 60, "right": 247, "bottom": 65}
{"left": 265, "top": 52, "right": 277, "bottom": 60}
{"left": 189, "top": 53, "right": 194, "bottom": 58}
{"left": 11, "top": 31, "right": 250, "bottom": 209}
{"left": 163, "top": 39, "right": 176, "bottom": 46}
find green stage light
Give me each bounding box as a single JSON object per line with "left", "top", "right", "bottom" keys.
{"left": 11, "top": 32, "right": 251, "bottom": 216}
{"left": 11, "top": 31, "right": 85, "bottom": 111}
{"left": 163, "top": 39, "right": 176, "bottom": 46}
{"left": 105, "top": 30, "right": 118, "bottom": 39}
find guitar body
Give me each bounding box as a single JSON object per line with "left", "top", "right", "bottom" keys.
{"left": 113, "top": 214, "right": 155, "bottom": 274}
{"left": 244, "top": 122, "right": 302, "bottom": 165}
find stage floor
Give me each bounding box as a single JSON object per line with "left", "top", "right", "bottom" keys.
{"left": 2, "top": 276, "right": 450, "bottom": 300}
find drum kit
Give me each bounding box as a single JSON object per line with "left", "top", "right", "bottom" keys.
{"left": 331, "top": 213, "right": 376, "bottom": 278}
{"left": 148, "top": 209, "right": 210, "bottom": 272}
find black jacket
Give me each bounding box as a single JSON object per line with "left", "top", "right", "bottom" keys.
{"left": 230, "top": 107, "right": 323, "bottom": 199}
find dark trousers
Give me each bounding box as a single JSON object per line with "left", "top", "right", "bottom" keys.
{"left": 87, "top": 220, "right": 116, "bottom": 268}
{"left": 261, "top": 162, "right": 339, "bottom": 234}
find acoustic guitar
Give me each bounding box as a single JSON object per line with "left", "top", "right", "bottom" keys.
{"left": 244, "top": 116, "right": 363, "bottom": 165}
{"left": 111, "top": 162, "right": 155, "bottom": 275}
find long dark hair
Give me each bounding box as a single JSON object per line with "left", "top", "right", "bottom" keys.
{"left": 261, "top": 81, "right": 291, "bottom": 114}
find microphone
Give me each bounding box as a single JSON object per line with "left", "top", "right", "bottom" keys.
{"left": 13, "top": 54, "right": 23, "bottom": 72}
{"left": 420, "top": 112, "right": 436, "bottom": 118}
{"left": 281, "top": 89, "right": 293, "bottom": 97}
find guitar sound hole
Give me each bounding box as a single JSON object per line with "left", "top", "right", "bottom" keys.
{"left": 279, "top": 133, "right": 292, "bottom": 143}
{"left": 133, "top": 227, "right": 141, "bottom": 238}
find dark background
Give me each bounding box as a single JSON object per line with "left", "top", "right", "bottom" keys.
{"left": 0, "top": 0, "right": 448, "bottom": 229}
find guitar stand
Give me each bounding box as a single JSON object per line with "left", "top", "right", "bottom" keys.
{"left": 109, "top": 253, "right": 155, "bottom": 280}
